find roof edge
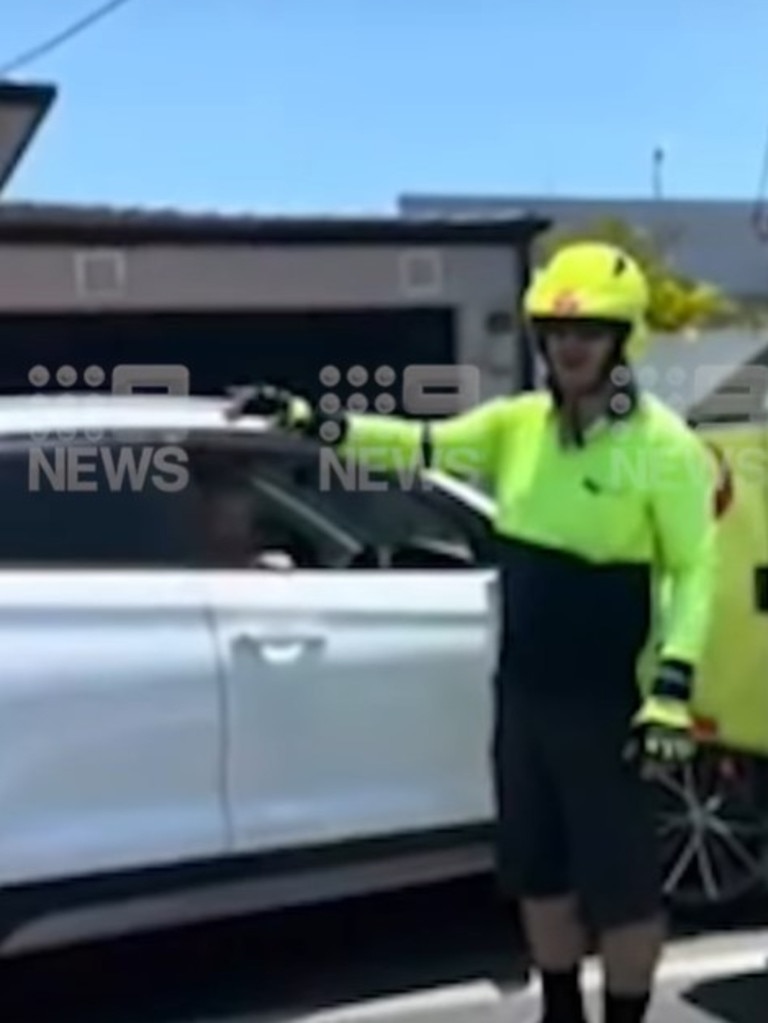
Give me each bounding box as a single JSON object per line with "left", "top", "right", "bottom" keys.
{"left": 0, "top": 207, "right": 551, "bottom": 247}
{"left": 399, "top": 192, "right": 760, "bottom": 209}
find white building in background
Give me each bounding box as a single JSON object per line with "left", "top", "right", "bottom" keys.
{"left": 399, "top": 193, "right": 768, "bottom": 300}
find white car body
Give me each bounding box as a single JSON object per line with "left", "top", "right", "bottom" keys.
{"left": 0, "top": 393, "right": 501, "bottom": 955}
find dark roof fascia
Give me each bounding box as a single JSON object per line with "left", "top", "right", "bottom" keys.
{"left": 0, "top": 211, "right": 551, "bottom": 247}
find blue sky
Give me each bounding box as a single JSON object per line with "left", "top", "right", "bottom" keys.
{"left": 3, "top": 0, "right": 768, "bottom": 212}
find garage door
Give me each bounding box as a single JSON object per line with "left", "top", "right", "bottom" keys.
{"left": 0, "top": 308, "right": 457, "bottom": 416}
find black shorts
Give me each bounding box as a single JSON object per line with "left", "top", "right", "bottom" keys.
{"left": 491, "top": 686, "right": 663, "bottom": 931}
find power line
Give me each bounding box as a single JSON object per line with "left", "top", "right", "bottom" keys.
{"left": 0, "top": 0, "right": 135, "bottom": 77}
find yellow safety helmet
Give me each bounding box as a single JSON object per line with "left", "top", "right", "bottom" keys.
{"left": 524, "top": 241, "right": 651, "bottom": 364}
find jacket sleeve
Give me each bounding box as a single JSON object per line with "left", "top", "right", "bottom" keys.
{"left": 650, "top": 430, "right": 718, "bottom": 670}
{"left": 337, "top": 398, "right": 508, "bottom": 485}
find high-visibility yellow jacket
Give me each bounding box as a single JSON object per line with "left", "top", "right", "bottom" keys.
{"left": 340, "top": 390, "right": 717, "bottom": 677}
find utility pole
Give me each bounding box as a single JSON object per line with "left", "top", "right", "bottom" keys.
{"left": 652, "top": 146, "right": 665, "bottom": 200}
{"left": 651, "top": 145, "right": 678, "bottom": 261}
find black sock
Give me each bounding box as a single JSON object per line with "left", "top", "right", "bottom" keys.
{"left": 604, "top": 990, "right": 651, "bottom": 1023}
{"left": 540, "top": 966, "right": 586, "bottom": 1022}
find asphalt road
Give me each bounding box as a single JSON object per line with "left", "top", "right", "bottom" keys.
{"left": 1, "top": 879, "right": 767, "bottom": 1022}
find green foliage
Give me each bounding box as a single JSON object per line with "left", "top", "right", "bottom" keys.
{"left": 537, "top": 216, "right": 749, "bottom": 334}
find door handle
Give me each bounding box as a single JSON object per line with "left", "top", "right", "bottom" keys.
{"left": 232, "top": 632, "right": 326, "bottom": 665}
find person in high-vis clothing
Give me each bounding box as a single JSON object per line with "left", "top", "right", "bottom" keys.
{"left": 242, "top": 242, "right": 717, "bottom": 1023}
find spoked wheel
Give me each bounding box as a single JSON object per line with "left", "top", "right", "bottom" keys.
{"left": 652, "top": 747, "right": 768, "bottom": 918}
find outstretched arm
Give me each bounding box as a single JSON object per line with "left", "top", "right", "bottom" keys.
{"left": 226, "top": 383, "right": 508, "bottom": 487}
{"left": 336, "top": 398, "right": 508, "bottom": 485}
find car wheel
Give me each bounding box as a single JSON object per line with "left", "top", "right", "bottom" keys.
{"left": 652, "top": 746, "right": 768, "bottom": 918}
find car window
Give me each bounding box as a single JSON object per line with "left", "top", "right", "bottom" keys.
{"left": 0, "top": 439, "right": 366, "bottom": 570}
{"left": 188, "top": 447, "right": 361, "bottom": 569}
{"left": 0, "top": 433, "right": 486, "bottom": 570}
{"left": 312, "top": 475, "right": 473, "bottom": 549}
{"left": 256, "top": 447, "right": 487, "bottom": 565}
{"left": 0, "top": 442, "right": 203, "bottom": 566}
{"left": 0, "top": 434, "right": 493, "bottom": 571}
{"left": 186, "top": 439, "right": 488, "bottom": 568}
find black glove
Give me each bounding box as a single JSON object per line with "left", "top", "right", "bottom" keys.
{"left": 625, "top": 660, "right": 696, "bottom": 770}
{"left": 225, "top": 384, "right": 349, "bottom": 444}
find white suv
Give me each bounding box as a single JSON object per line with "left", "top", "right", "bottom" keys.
{"left": 0, "top": 392, "right": 500, "bottom": 955}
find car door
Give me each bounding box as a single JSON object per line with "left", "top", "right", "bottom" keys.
{"left": 200, "top": 439, "right": 498, "bottom": 855}
{"left": 0, "top": 439, "right": 226, "bottom": 886}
